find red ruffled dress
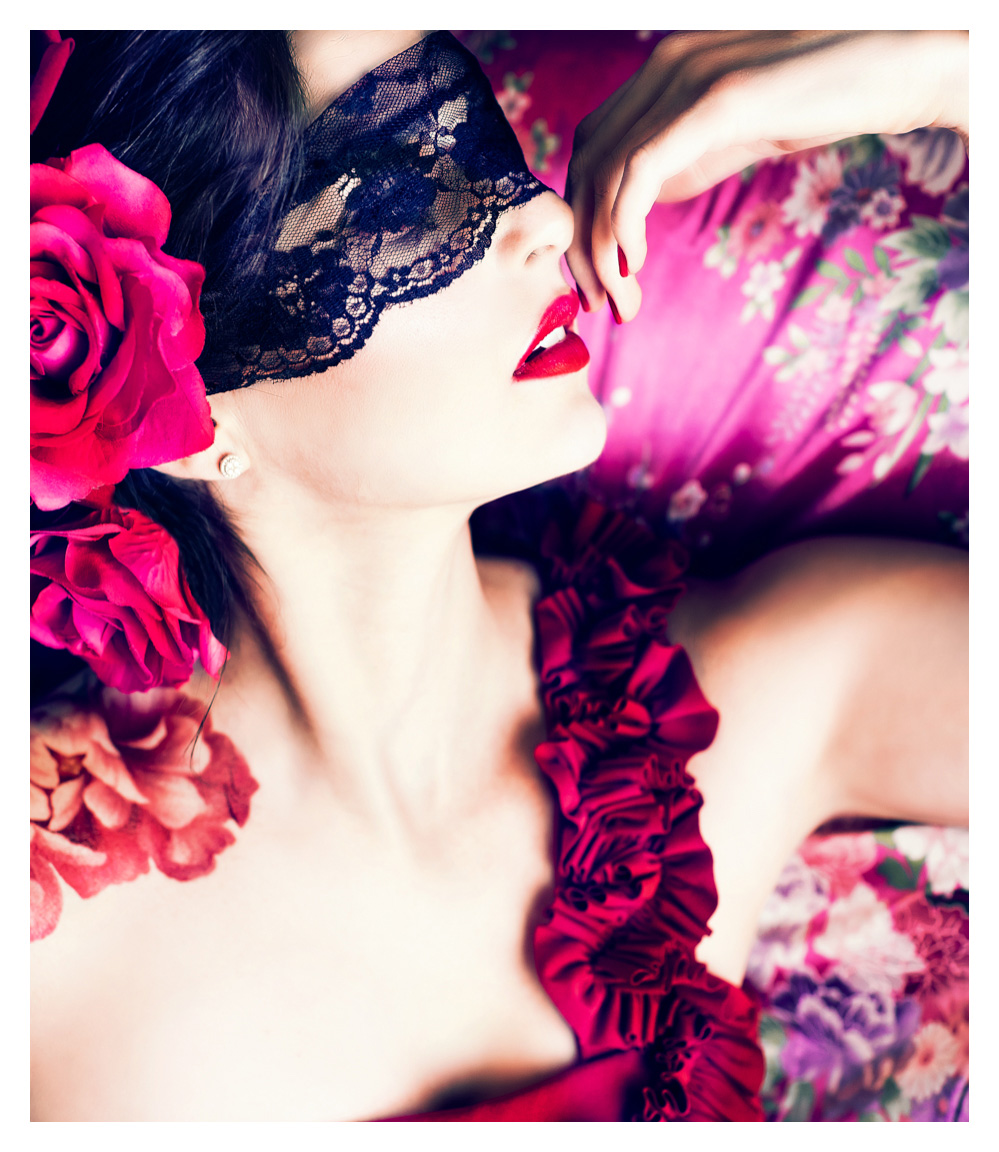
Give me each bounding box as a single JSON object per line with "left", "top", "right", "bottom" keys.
{"left": 387, "top": 494, "right": 765, "bottom": 1121}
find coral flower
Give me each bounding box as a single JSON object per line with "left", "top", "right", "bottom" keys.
{"left": 30, "top": 686, "right": 257, "bottom": 940}
{"left": 727, "top": 200, "right": 785, "bottom": 263}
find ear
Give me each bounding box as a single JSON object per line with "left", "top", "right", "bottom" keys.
{"left": 152, "top": 394, "right": 251, "bottom": 482}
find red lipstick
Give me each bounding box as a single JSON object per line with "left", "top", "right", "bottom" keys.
{"left": 513, "top": 292, "right": 590, "bottom": 380}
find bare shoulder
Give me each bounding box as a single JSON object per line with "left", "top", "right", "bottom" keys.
{"left": 671, "top": 535, "right": 968, "bottom": 826}
{"left": 669, "top": 535, "right": 966, "bottom": 983}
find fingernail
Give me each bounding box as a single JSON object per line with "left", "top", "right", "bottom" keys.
{"left": 608, "top": 296, "right": 622, "bottom": 325}
{"left": 576, "top": 284, "right": 590, "bottom": 312}
{"left": 618, "top": 245, "right": 629, "bottom": 278}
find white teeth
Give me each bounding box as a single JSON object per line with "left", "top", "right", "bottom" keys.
{"left": 536, "top": 325, "right": 566, "bottom": 352}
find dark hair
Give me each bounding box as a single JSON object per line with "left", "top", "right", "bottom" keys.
{"left": 32, "top": 31, "right": 307, "bottom": 270}
{"left": 31, "top": 31, "right": 308, "bottom": 699}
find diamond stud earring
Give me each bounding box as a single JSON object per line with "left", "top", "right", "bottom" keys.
{"left": 218, "top": 453, "right": 245, "bottom": 479}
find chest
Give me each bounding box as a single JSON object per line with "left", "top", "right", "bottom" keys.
{"left": 31, "top": 783, "right": 579, "bottom": 1121}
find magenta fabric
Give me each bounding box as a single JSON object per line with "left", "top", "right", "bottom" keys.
{"left": 387, "top": 1051, "right": 645, "bottom": 1122}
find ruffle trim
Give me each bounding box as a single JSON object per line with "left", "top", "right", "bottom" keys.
{"left": 531, "top": 499, "right": 765, "bottom": 1121}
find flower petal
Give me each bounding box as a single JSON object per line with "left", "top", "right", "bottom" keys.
{"left": 29, "top": 736, "right": 61, "bottom": 790}
{"left": 60, "top": 145, "right": 172, "bottom": 248}
{"left": 131, "top": 768, "right": 208, "bottom": 829}
{"left": 30, "top": 850, "right": 64, "bottom": 941}
{"left": 31, "top": 782, "right": 52, "bottom": 823}
{"left": 30, "top": 32, "right": 74, "bottom": 134}
{"left": 83, "top": 778, "right": 135, "bottom": 829}
{"left": 145, "top": 818, "right": 234, "bottom": 882}
{"left": 47, "top": 776, "right": 86, "bottom": 832}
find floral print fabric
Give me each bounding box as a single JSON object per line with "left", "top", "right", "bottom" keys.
{"left": 749, "top": 825, "right": 969, "bottom": 1121}
{"left": 460, "top": 31, "right": 969, "bottom": 1123}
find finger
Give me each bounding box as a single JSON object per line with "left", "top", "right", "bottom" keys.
{"left": 565, "top": 70, "right": 646, "bottom": 311}
{"left": 609, "top": 88, "right": 755, "bottom": 276}
{"left": 565, "top": 178, "right": 604, "bottom": 313}
{"left": 572, "top": 33, "right": 841, "bottom": 312}
{"left": 607, "top": 33, "right": 867, "bottom": 274}
{"left": 577, "top": 39, "right": 733, "bottom": 306}
{"left": 587, "top": 149, "right": 639, "bottom": 319}
{"left": 570, "top": 73, "right": 686, "bottom": 317}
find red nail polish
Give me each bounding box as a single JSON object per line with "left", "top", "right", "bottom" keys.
{"left": 576, "top": 284, "right": 590, "bottom": 312}
{"left": 617, "top": 246, "right": 629, "bottom": 278}
{"left": 608, "top": 296, "right": 622, "bottom": 325}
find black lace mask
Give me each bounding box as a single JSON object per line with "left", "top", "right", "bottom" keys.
{"left": 199, "top": 31, "right": 549, "bottom": 393}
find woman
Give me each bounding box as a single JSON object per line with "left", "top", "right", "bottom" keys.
{"left": 30, "top": 30, "right": 968, "bottom": 1121}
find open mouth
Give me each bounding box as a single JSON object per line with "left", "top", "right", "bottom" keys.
{"left": 521, "top": 324, "right": 569, "bottom": 363}
{"left": 513, "top": 292, "right": 590, "bottom": 380}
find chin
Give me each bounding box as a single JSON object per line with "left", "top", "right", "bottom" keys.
{"left": 558, "top": 390, "right": 608, "bottom": 473}
{"left": 545, "top": 374, "right": 608, "bottom": 473}
{"left": 498, "top": 383, "right": 608, "bottom": 498}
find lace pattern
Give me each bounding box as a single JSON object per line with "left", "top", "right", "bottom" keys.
{"left": 200, "top": 31, "right": 548, "bottom": 392}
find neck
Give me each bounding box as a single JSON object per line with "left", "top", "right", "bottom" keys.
{"left": 216, "top": 486, "right": 540, "bottom": 831}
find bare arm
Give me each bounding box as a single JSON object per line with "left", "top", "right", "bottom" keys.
{"left": 566, "top": 30, "right": 969, "bottom": 320}
{"left": 669, "top": 535, "right": 966, "bottom": 982}
{"left": 672, "top": 535, "right": 969, "bottom": 830}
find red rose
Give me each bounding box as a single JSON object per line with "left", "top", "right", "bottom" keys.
{"left": 30, "top": 505, "right": 227, "bottom": 693}
{"left": 30, "top": 687, "right": 258, "bottom": 941}
{"left": 30, "top": 144, "right": 213, "bottom": 509}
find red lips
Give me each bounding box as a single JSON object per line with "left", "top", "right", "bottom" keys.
{"left": 513, "top": 292, "right": 590, "bottom": 380}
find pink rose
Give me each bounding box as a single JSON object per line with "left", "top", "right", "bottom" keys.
{"left": 30, "top": 144, "right": 213, "bottom": 509}
{"left": 30, "top": 687, "right": 258, "bottom": 940}
{"left": 30, "top": 505, "right": 227, "bottom": 693}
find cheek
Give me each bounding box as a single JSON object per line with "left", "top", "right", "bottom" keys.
{"left": 243, "top": 353, "right": 472, "bottom": 504}
{"left": 322, "top": 305, "right": 509, "bottom": 480}
{"left": 238, "top": 269, "right": 607, "bottom": 506}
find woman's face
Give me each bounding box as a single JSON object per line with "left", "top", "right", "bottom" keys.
{"left": 217, "top": 189, "right": 605, "bottom": 511}
{"left": 209, "top": 32, "right": 606, "bottom": 513}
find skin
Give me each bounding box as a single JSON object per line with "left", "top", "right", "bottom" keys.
{"left": 565, "top": 30, "right": 969, "bottom": 319}
{"left": 30, "top": 30, "right": 968, "bottom": 1121}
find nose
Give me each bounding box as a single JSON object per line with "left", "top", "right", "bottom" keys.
{"left": 493, "top": 190, "right": 574, "bottom": 266}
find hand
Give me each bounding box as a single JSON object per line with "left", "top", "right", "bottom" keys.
{"left": 565, "top": 30, "right": 969, "bottom": 321}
